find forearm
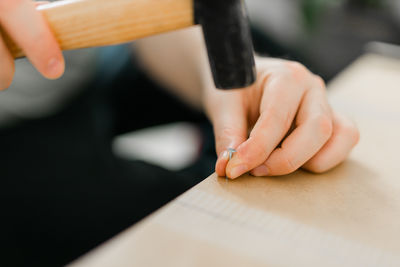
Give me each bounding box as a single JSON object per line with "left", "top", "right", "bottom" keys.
{"left": 134, "top": 26, "right": 213, "bottom": 110}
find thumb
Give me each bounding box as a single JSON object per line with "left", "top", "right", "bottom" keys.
{"left": 212, "top": 104, "right": 248, "bottom": 177}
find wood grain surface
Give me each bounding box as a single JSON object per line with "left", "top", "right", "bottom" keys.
{"left": 70, "top": 53, "right": 400, "bottom": 267}
{"left": 2, "top": 0, "right": 194, "bottom": 58}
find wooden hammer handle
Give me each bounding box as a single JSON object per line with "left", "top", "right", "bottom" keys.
{"left": 3, "top": 0, "right": 194, "bottom": 58}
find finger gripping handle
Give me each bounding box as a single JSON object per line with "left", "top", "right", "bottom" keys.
{"left": 3, "top": 0, "right": 194, "bottom": 58}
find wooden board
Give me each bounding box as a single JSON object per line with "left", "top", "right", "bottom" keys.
{"left": 70, "top": 53, "right": 400, "bottom": 267}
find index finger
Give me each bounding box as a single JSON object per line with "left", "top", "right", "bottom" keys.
{"left": 0, "top": 0, "right": 64, "bottom": 79}
{"left": 225, "top": 74, "right": 306, "bottom": 179}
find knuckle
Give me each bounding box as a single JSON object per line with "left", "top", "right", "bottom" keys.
{"left": 240, "top": 136, "right": 269, "bottom": 164}
{"left": 264, "top": 107, "right": 292, "bottom": 131}
{"left": 313, "top": 75, "right": 326, "bottom": 88}
{"left": 283, "top": 157, "right": 297, "bottom": 173}
{"left": 286, "top": 61, "right": 306, "bottom": 73}
{"left": 268, "top": 150, "right": 299, "bottom": 175}
{"left": 274, "top": 155, "right": 298, "bottom": 174}
{"left": 339, "top": 120, "right": 360, "bottom": 146}
{"left": 312, "top": 114, "right": 333, "bottom": 139}
{"left": 248, "top": 138, "right": 269, "bottom": 160}
{"left": 285, "top": 61, "right": 308, "bottom": 81}
{"left": 29, "top": 30, "right": 52, "bottom": 52}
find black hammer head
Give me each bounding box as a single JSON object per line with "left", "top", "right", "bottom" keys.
{"left": 194, "top": 0, "right": 256, "bottom": 90}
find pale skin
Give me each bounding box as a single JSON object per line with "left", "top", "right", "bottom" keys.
{"left": 0, "top": 1, "right": 360, "bottom": 179}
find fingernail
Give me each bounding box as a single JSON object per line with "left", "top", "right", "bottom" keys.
{"left": 219, "top": 150, "right": 229, "bottom": 161}
{"left": 46, "top": 57, "right": 64, "bottom": 79}
{"left": 251, "top": 165, "right": 269, "bottom": 177}
{"left": 229, "top": 164, "right": 247, "bottom": 179}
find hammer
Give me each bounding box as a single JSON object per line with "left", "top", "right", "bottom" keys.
{"left": 2, "top": 0, "right": 256, "bottom": 89}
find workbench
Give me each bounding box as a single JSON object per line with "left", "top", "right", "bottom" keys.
{"left": 70, "top": 53, "right": 400, "bottom": 266}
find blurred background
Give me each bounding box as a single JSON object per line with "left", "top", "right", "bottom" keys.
{"left": 248, "top": 0, "right": 400, "bottom": 80}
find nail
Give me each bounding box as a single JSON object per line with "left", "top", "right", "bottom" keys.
{"left": 229, "top": 164, "right": 247, "bottom": 179}
{"left": 227, "top": 148, "right": 236, "bottom": 161}
{"left": 251, "top": 165, "right": 269, "bottom": 177}
{"left": 219, "top": 150, "right": 229, "bottom": 161}
{"left": 46, "top": 57, "right": 64, "bottom": 79}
